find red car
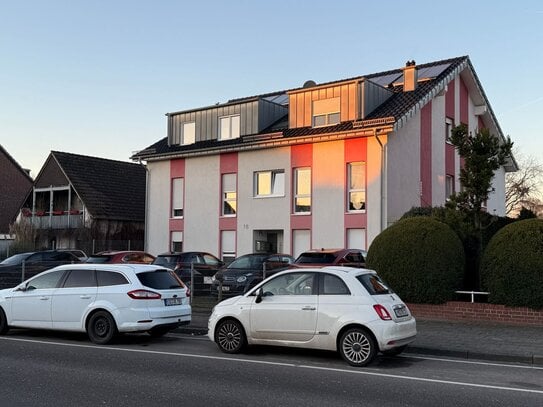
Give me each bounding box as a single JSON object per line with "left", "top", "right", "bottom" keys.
{"left": 86, "top": 251, "right": 156, "bottom": 264}
{"left": 293, "top": 248, "right": 367, "bottom": 267}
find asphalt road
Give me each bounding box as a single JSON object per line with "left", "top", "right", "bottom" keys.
{"left": 0, "top": 330, "right": 542, "bottom": 407}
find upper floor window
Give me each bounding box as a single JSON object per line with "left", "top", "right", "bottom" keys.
{"left": 182, "top": 122, "right": 195, "bottom": 145}
{"left": 294, "top": 168, "right": 311, "bottom": 213}
{"left": 254, "top": 170, "right": 285, "bottom": 197}
{"left": 222, "top": 173, "right": 237, "bottom": 216}
{"left": 219, "top": 114, "right": 240, "bottom": 140}
{"left": 312, "top": 97, "right": 340, "bottom": 127}
{"left": 347, "top": 162, "right": 366, "bottom": 212}
{"left": 172, "top": 178, "right": 184, "bottom": 217}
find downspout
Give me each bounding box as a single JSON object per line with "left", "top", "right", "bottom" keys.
{"left": 374, "top": 130, "right": 387, "bottom": 232}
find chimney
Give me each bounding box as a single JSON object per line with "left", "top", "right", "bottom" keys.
{"left": 402, "top": 60, "right": 418, "bottom": 92}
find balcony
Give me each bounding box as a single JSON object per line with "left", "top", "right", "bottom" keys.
{"left": 22, "top": 209, "right": 84, "bottom": 229}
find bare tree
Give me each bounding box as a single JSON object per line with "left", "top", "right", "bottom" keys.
{"left": 506, "top": 150, "right": 543, "bottom": 216}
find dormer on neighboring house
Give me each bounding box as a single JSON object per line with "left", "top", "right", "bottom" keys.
{"left": 166, "top": 98, "right": 288, "bottom": 146}
{"left": 287, "top": 78, "right": 393, "bottom": 129}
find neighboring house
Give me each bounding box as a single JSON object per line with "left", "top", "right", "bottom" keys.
{"left": 16, "top": 151, "right": 146, "bottom": 254}
{"left": 132, "top": 56, "right": 517, "bottom": 260}
{"left": 0, "top": 145, "right": 33, "bottom": 255}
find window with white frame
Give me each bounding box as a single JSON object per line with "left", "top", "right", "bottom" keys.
{"left": 222, "top": 173, "right": 237, "bottom": 216}
{"left": 182, "top": 122, "right": 195, "bottom": 145}
{"left": 219, "top": 114, "right": 240, "bottom": 140}
{"left": 221, "top": 230, "right": 236, "bottom": 265}
{"left": 445, "top": 118, "right": 453, "bottom": 144}
{"left": 172, "top": 178, "right": 184, "bottom": 217}
{"left": 347, "top": 162, "right": 366, "bottom": 211}
{"left": 445, "top": 174, "right": 455, "bottom": 199}
{"left": 294, "top": 168, "right": 311, "bottom": 213}
{"left": 312, "top": 97, "right": 340, "bottom": 127}
{"left": 171, "top": 231, "right": 183, "bottom": 252}
{"left": 254, "top": 170, "right": 285, "bottom": 197}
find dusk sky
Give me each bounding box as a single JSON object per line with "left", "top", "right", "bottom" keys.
{"left": 2, "top": 0, "right": 542, "bottom": 177}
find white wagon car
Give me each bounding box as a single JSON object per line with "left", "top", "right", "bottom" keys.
{"left": 208, "top": 266, "right": 416, "bottom": 366}
{"left": 0, "top": 264, "right": 191, "bottom": 344}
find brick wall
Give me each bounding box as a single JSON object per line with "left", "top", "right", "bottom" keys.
{"left": 407, "top": 301, "right": 543, "bottom": 327}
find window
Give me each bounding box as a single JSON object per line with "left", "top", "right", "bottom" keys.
{"left": 321, "top": 274, "right": 350, "bottom": 295}
{"left": 347, "top": 162, "right": 366, "bottom": 211}
{"left": 63, "top": 269, "right": 96, "bottom": 288}
{"left": 137, "top": 270, "right": 183, "bottom": 290}
{"left": 221, "top": 230, "right": 236, "bottom": 264}
{"left": 294, "top": 168, "right": 311, "bottom": 213}
{"left": 260, "top": 272, "right": 316, "bottom": 296}
{"left": 182, "top": 122, "right": 195, "bottom": 145}
{"left": 219, "top": 114, "right": 240, "bottom": 140}
{"left": 312, "top": 97, "right": 340, "bottom": 127}
{"left": 357, "top": 274, "right": 392, "bottom": 295}
{"left": 254, "top": 170, "right": 285, "bottom": 197}
{"left": 172, "top": 178, "right": 184, "bottom": 217}
{"left": 26, "top": 270, "right": 65, "bottom": 290}
{"left": 171, "top": 231, "right": 183, "bottom": 253}
{"left": 222, "top": 174, "right": 237, "bottom": 216}
{"left": 446, "top": 175, "right": 455, "bottom": 199}
{"left": 446, "top": 118, "right": 453, "bottom": 144}
{"left": 97, "top": 270, "right": 129, "bottom": 286}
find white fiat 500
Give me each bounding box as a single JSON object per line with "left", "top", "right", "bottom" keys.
{"left": 208, "top": 266, "right": 416, "bottom": 366}
{"left": 0, "top": 264, "right": 191, "bottom": 344}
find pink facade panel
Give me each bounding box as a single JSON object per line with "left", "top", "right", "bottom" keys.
{"left": 445, "top": 78, "right": 455, "bottom": 120}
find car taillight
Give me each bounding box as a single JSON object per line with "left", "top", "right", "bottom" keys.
{"left": 127, "top": 289, "right": 162, "bottom": 299}
{"left": 373, "top": 304, "right": 392, "bottom": 320}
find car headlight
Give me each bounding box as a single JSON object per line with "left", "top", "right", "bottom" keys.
{"left": 237, "top": 276, "right": 247, "bottom": 283}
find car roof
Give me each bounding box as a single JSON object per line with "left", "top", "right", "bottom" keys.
{"left": 48, "top": 263, "right": 169, "bottom": 274}
{"left": 277, "top": 265, "right": 376, "bottom": 277}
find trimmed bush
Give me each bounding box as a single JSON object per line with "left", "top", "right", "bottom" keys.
{"left": 366, "top": 217, "right": 464, "bottom": 304}
{"left": 480, "top": 218, "right": 543, "bottom": 309}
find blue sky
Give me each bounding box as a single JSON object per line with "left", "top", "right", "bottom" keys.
{"left": 1, "top": 0, "right": 542, "bottom": 177}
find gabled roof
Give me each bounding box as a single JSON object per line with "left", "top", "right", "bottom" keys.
{"left": 48, "top": 151, "right": 146, "bottom": 222}
{"left": 0, "top": 145, "right": 33, "bottom": 182}
{"left": 132, "top": 56, "right": 515, "bottom": 170}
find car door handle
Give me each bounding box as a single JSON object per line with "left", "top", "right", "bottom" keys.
{"left": 39, "top": 297, "right": 49, "bottom": 301}
{"left": 80, "top": 295, "right": 91, "bottom": 299}
{"left": 302, "top": 306, "right": 316, "bottom": 311}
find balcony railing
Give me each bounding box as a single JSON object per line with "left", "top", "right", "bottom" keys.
{"left": 23, "top": 210, "right": 84, "bottom": 229}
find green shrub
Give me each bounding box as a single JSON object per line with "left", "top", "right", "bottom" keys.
{"left": 366, "top": 217, "right": 464, "bottom": 304}
{"left": 480, "top": 218, "right": 543, "bottom": 309}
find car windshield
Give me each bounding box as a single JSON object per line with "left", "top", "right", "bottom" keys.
{"left": 356, "top": 274, "right": 392, "bottom": 295}
{"left": 137, "top": 269, "right": 184, "bottom": 290}
{"left": 153, "top": 256, "right": 185, "bottom": 269}
{"left": 295, "top": 253, "right": 336, "bottom": 264}
{"left": 227, "top": 255, "right": 267, "bottom": 270}
{"left": 0, "top": 253, "right": 32, "bottom": 266}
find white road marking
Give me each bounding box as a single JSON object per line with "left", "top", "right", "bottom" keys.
{"left": 1, "top": 336, "right": 542, "bottom": 395}
{"left": 403, "top": 353, "right": 543, "bottom": 370}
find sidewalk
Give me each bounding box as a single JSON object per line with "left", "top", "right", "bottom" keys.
{"left": 175, "top": 306, "right": 543, "bottom": 367}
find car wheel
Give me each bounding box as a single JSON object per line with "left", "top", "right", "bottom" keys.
{"left": 339, "top": 327, "right": 377, "bottom": 367}
{"left": 382, "top": 345, "right": 407, "bottom": 357}
{"left": 0, "top": 307, "right": 9, "bottom": 335}
{"left": 215, "top": 319, "right": 246, "bottom": 354}
{"left": 87, "top": 311, "right": 117, "bottom": 345}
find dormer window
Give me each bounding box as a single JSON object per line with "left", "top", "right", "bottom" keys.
{"left": 219, "top": 114, "right": 240, "bottom": 140}
{"left": 182, "top": 122, "right": 195, "bottom": 145}
{"left": 312, "top": 97, "right": 340, "bottom": 127}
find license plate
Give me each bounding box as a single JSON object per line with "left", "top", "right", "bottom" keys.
{"left": 394, "top": 305, "right": 408, "bottom": 318}
{"left": 164, "top": 297, "right": 183, "bottom": 306}
{"left": 221, "top": 286, "right": 230, "bottom": 292}
{"left": 203, "top": 276, "right": 213, "bottom": 284}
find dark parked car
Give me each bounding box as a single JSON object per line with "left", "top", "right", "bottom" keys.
{"left": 0, "top": 250, "right": 81, "bottom": 289}
{"left": 212, "top": 253, "right": 294, "bottom": 296}
{"left": 152, "top": 252, "right": 224, "bottom": 293}
{"left": 293, "top": 248, "right": 367, "bottom": 268}
{"left": 86, "top": 251, "right": 155, "bottom": 264}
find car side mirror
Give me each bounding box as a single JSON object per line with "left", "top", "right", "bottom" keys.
{"left": 255, "top": 287, "right": 263, "bottom": 304}
{"left": 15, "top": 284, "right": 28, "bottom": 292}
